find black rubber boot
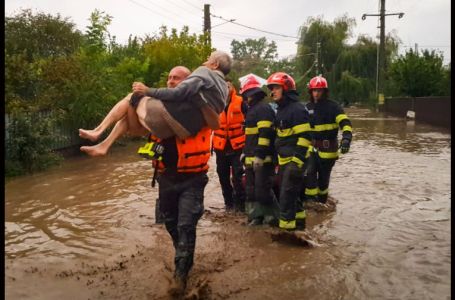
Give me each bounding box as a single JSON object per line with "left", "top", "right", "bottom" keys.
{"left": 296, "top": 218, "right": 306, "bottom": 230}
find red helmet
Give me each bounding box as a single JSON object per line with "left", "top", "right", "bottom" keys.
{"left": 240, "top": 75, "right": 262, "bottom": 94}
{"left": 266, "top": 72, "right": 296, "bottom": 91}
{"left": 308, "top": 76, "right": 328, "bottom": 90}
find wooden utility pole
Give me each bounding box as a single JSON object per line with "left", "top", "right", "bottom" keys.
{"left": 315, "top": 42, "right": 321, "bottom": 76}
{"left": 362, "top": 1, "right": 404, "bottom": 105}
{"left": 203, "top": 4, "right": 211, "bottom": 47}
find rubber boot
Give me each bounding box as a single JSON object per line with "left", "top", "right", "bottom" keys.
{"left": 296, "top": 218, "right": 306, "bottom": 230}
{"left": 168, "top": 273, "right": 187, "bottom": 299}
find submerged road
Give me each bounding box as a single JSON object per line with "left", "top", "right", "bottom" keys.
{"left": 5, "top": 107, "right": 451, "bottom": 299}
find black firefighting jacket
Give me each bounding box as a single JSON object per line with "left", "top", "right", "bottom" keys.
{"left": 243, "top": 98, "right": 276, "bottom": 166}
{"left": 274, "top": 92, "right": 312, "bottom": 167}
{"left": 305, "top": 98, "right": 353, "bottom": 158}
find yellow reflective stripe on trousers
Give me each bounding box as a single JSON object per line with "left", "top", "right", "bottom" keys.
{"left": 245, "top": 155, "right": 273, "bottom": 166}
{"left": 297, "top": 137, "right": 311, "bottom": 147}
{"left": 264, "top": 156, "right": 273, "bottom": 163}
{"left": 245, "top": 127, "right": 258, "bottom": 135}
{"left": 342, "top": 125, "right": 352, "bottom": 132}
{"left": 279, "top": 219, "right": 296, "bottom": 229}
{"left": 291, "top": 157, "right": 304, "bottom": 167}
{"left": 336, "top": 114, "right": 348, "bottom": 124}
{"left": 278, "top": 155, "right": 292, "bottom": 165}
{"left": 318, "top": 188, "right": 329, "bottom": 195}
{"left": 257, "top": 120, "right": 273, "bottom": 128}
{"left": 318, "top": 151, "right": 339, "bottom": 159}
{"left": 314, "top": 123, "right": 338, "bottom": 132}
{"left": 245, "top": 156, "right": 254, "bottom": 166}
{"left": 295, "top": 210, "right": 306, "bottom": 220}
{"left": 258, "top": 137, "right": 270, "bottom": 146}
{"left": 305, "top": 187, "right": 318, "bottom": 196}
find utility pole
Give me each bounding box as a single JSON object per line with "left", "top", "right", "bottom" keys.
{"left": 362, "top": 1, "right": 404, "bottom": 105}
{"left": 415, "top": 43, "right": 418, "bottom": 54}
{"left": 315, "top": 42, "right": 321, "bottom": 75}
{"left": 203, "top": 4, "right": 211, "bottom": 47}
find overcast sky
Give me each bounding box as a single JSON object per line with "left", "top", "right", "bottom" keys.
{"left": 5, "top": 0, "right": 451, "bottom": 65}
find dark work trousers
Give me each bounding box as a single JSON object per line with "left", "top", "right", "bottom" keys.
{"left": 245, "top": 164, "right": 279, "bottom": 224}
{"left": 278, "top": 163, "right": 305, "bottom": 221}
{"left": 302, "top": 151, "right": 336, "bottom": 203}
{"left": 158, "top": 172, "right": 208, "bottom": 279}
{"left": 215, "top": 150, "right": 246, "bottom": 210}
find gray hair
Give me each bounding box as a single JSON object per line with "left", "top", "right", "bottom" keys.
{"left": 211, "top": 50, "right": 233, "bottom": 75}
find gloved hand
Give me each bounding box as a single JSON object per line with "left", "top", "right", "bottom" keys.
{"left": 340, "top": 138, "right": 351, "bottom": 154}
{"left": 253, "top": 157, "right": 264, "bottom": 170}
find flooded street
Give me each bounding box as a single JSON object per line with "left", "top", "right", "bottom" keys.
{"left": 5, "top": 107, "right": 451, "bottom": 299}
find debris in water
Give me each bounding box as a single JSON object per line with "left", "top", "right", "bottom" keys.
{"left": 268, "top": 229, "right": 321, "bottom": 247}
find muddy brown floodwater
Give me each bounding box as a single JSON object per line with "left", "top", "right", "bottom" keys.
{"left": 5, "top": 108, "right": 451, "bottom": 300}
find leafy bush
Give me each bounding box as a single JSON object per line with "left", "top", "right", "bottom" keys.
{"left": 6, "top": 111, "right": 62, "bottom": 176}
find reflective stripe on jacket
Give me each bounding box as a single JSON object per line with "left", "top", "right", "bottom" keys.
{"left": 274, "top": 93, "right": 311, "bottom": 167}
{"left": 243, "top": 100, "right": 276, "bottom": 165}
{"left": 213, "top": 90, "right": 246, "bottom": 151}
{"left": 305, "top": 98, "right": 353, "bottom": 159}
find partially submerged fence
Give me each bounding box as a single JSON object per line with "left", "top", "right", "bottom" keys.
{"left": 383, "top": 96, "right": 451, "bottom": 129}
{"left": 5, "top": 110, "right": 82, "bottom": 152}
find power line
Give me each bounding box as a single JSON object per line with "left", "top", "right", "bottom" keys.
{"left": 141, "top": 0, "right": 201, "bottom": 27}
{"left": 127, "top": 0, "right": 200, "bottom": 32}
{"left": 166, "top": 0, "right": 203, "bottom": 17}
{"left": 179, "top": 0, "right": 203, "bottom": 12}
{"left": 210, "top": 13, "right": 299, "bottom": 39}
{"left": 212, "top": 30, "right": 296, "bottom": 42}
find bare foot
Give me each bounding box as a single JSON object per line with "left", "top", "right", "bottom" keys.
{"left": 80, "top": 145, "right": 108, "bottom": 156}
{"left": 78, "top": 129, "right": 102, "bottom": 142}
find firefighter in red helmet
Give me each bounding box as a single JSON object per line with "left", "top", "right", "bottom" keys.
{"left": 267, "top": 72, "right": 311, "bottom": 231}
{"left": 240, "top": 74, "right": 279, "bottom": 226}
{"left": 302, "top": 75, "right": 353, "bottom": 204}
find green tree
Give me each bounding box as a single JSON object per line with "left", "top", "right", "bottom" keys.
{"left": 5, "top": 9, "right": 83, "bottom": 61}
{"left": 228, "top": 37, "right": 279, "bottom": 88}
{"left": 142, "top": 26, "right": 212, "bottom": 87}
{"left": 388, "top": 49, "right": 448, "bottom": 97}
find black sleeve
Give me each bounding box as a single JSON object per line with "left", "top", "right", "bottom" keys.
{"left": 254, "top": 105, "right": 275, "bottom": 159}
{"left": 334, "top": 103, "right": 353, "bottom": 141}
{"left": 291, "top": 106, "right": 311, "bottom": 167}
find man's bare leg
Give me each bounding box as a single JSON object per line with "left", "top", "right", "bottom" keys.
{"left": 80, "top": 100, "right": 149, "bottom": 156}
{"left": 78, "top": 93, "right": 133, "bottom": 142}
{"left": 80, "top": 117, "right": 128, "bottom": 156}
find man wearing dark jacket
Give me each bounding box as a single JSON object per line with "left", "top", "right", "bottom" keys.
{"left": 302, "top": 76, "right": 352, "bottom": 203}
{"left": 267, "top": 72, "right": 312, "bottom": 231}
{"left": 241, "top": 75, "right": 279, "bottom": 226}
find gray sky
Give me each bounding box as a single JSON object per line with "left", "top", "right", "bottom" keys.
{"left": 5, "top": 0, "right": 451, "bottom": 65}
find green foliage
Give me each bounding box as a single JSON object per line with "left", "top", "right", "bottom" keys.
{"left": 388, "top": 49, "right": 449, "bottom": 97}
{"left": 84, "top": 9, "right": 113, "bottom": 54}
{"left": 230, "top": 37, "right": 278, "bottom": 77}
{"left": 297, "top": 15, "right": 355, "bottom": 76}
{"left": 5, "top": 9, "right": 83, "bottom": 61}
{"left": 6, "top": 111, "right": 62, "bottom": 176}
{"left": 142, "top": 26, "right": 212, "bottom": 86}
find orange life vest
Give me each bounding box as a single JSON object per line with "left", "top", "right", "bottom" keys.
{"left": 151, "top": 127, "right": 212, "bottom": 173}
{"left": 213, "top": 90, "right": 245, "bottom": 151}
